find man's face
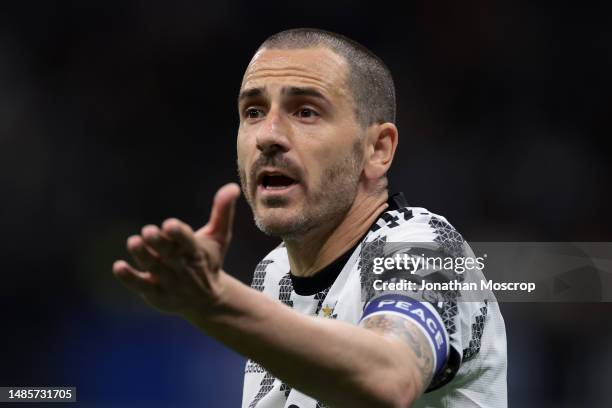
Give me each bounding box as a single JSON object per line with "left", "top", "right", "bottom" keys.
{"left": 236, "top": 46, "right": 365, "bottom": 238}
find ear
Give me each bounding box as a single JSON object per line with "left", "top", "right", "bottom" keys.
{"left": 363, "top": 122, "right": 398, "bottom": 180}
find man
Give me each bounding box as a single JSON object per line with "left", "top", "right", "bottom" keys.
{"left": 113, "top": 28, "right": 507, "bottom": 407}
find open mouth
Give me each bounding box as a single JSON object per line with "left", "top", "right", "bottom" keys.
{"left": 258, "top": 172, "right": 298, "bottom": 190}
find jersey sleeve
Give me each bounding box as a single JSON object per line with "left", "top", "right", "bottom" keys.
{"left": 359, "top": 211, "right": 490, "bottom": 392}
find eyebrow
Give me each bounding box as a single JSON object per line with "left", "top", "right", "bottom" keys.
{"left": 282, "top": 86, "right": 327, "bottom": 101}
{"left": 238, "top": 86, "right": 329, "bottom": 104}
{"left": 238, "top": 87, "right": 265, "bottom": 102}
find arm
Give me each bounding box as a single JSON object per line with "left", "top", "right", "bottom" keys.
{"left": 113, "top": 184, "right": 434, "bottom": 407}
{"left": 190, "top": 273, "right": 433, "bottom": 408}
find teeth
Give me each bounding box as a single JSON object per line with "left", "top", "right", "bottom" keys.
{"left": 265, "top": 185, "right": 289, "bottom": 190}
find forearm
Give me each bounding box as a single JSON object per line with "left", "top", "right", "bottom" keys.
{"left": 185, "top": 272, "right": 418, "bottom": 408}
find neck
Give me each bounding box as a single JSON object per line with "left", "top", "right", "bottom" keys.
{"left": 285, "top": 190, "right": 389, "bottom": 278}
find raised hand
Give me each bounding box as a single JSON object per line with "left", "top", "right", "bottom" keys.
{"left": 112, "top": 183, "right": 241, "bottom": 320}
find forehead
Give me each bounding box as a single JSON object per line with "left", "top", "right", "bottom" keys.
{"left": 241, "top": 47, "right": 350, "bottom": 99}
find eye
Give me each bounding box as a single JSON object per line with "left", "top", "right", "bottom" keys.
{"left": 295, "top": 108, "right": 320, "bottom": 120}
{"left": 245, "top": 108, "right": 265, "bottom": 120}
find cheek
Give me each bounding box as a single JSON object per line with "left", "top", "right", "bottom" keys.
{"left": 295, "top": 129, "right": 335, "bottom": 174}
{"left": 236, "top": 131, "right": 252, "bottom": 170}
{"left": 307, "top": 142, "right": 347, "bottom": 177}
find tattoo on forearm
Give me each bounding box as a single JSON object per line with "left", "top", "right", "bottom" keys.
{"left": 361, "top": 314, "right": 434, "bottom": 390}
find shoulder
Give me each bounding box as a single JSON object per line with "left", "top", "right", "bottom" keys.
{"left": 367, "top": 206, "right": 465, "bottom": 256}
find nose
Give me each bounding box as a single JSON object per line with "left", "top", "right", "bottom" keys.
{"left": 255, "top": 107, "right": 291, "bottom": 155}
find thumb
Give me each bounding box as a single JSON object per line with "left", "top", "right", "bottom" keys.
{"left": 196, "top": 183, "right": 241, "bottom": 252}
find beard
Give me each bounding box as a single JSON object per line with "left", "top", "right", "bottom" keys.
{"left": 238, "top": 139, "right": 363, "bottom": 240}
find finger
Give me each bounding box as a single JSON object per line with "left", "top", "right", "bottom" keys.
{"left": 112, "top": 260, "right": 157, "bottom": 293}
{"left": 141, "top": 224, "right": 175, "bottom": 258}
{"left": 197, "top": 183, "right": 241, "bottom": 249}
{"left": 141, "top": 224, "right": 186, "bottom": 275}
{"left": 161, "top": 218, "right": 200, "bottom": 259}
{"left": 127, "top": 235, "right": 174, "bottom": 285}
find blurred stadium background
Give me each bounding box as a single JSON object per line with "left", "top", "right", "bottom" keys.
{"left": 1, "top": 1, "right": 611, "bottom": 407}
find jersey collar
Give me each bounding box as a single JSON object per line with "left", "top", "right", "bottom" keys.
{"left": 289, "top": 192, "right": 407, "bottom": 295}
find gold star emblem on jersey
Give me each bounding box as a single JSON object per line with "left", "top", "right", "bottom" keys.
{"left": 322, "top": 304, "right": 334, "bottom": 318}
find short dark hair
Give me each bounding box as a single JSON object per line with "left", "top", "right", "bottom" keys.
{"left": 257, "top": 28, "right": 396, "bottom": 126}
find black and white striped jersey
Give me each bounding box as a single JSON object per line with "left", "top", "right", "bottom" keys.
{"left": 242, "top": 193, "right": 507, "bottom": 408}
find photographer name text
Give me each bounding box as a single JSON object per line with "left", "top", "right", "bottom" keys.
{"left": 373, "top": 279, "right": 536, "bottom": 292}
